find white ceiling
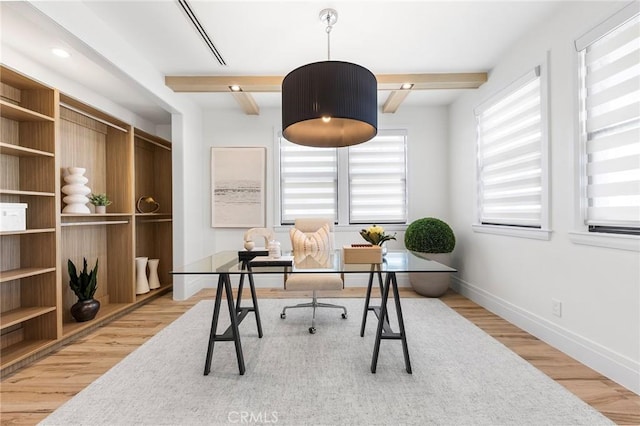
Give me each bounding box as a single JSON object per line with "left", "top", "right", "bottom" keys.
{"left": 1, "top": 1, "right": 564, "bottom": 125}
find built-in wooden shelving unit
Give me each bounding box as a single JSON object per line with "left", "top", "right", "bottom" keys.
{"left": 0, "top": 65, "right": 173, "bottom": 376}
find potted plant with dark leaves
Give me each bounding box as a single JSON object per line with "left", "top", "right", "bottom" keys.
{"left": 68, "top": 258, "right": 100, "bottom": 322}
{"left": 404, "top": 217, "right": 456, "bottom": 297}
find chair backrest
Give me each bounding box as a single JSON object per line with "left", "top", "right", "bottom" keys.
{"left": 293, "top": 218, "right": 335, "bottom": 251}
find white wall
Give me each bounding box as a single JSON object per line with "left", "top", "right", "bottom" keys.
{"left": 448, "top": 1, "right": 639, "bottom": 393}
{"left": 195, "top": 105, "right": 449, "bottom": 288}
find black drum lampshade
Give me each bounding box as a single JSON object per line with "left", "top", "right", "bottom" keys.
{"left": 282, "top": 60, "right": 378, "bottom": 148}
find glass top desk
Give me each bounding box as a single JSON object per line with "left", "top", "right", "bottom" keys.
{"left": 172, "top": 249, "right": 457, "bottom": 376}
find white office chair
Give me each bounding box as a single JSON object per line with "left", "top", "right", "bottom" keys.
{"left": 280, "top": 218, "right": 347, "bottom": 334}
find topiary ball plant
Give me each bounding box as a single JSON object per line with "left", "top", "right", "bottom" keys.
{"left": 404, "top": 217, "right": 455, "bottom": 253}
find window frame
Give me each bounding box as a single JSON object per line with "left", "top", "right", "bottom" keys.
{"left": 570, "top": 2, "right": 640, "bottom": 251}
{"left": 276, "top": 129, "right": 408, "bottom": 227}
{"left": 473, "top": 60, "right": 551, "bottom": 240}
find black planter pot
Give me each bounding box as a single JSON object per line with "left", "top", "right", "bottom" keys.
{"left": 70, "top": 299, "right": 100, "bottom": 322}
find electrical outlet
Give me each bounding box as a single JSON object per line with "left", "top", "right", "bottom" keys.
{"left": 552, "top": 299, "right": 562, "bottom": 318}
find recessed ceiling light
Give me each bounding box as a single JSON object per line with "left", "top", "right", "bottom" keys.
{"left": 401, "top": 83, "right": 414, "bottom": 90}
{"left": 51, "top": 48, "right": 70, "bottom": 58}
{"left": 229, "top": 85, "right": 241, "bottom": 92}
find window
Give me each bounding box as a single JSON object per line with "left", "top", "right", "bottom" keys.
{"left": 576, "top": 5, "right": 640, "bottom": 235}
{"left": 278, "top": 130, "right": 407, "bottom": 225}
{"left": 474, "top": 66, "right": 548, "bottom": 231}
{"left": 279, "top": 140, "right": 337, "bottom": 223}
{"left": 348, "top": 133, "right": 407, "bottom": 224}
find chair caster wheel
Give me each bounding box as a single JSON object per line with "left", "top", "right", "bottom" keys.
{"left": 341, "top": 313, "right": 347, "bottom": 319}
{"left": 309, "top": 327, "right": 316, "bottom": 334}
{"left": 280, "top": 313, "right": 286, "bottom": 319}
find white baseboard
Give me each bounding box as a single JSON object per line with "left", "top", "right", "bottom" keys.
{"left": 451, "top": 276, "right": 640, "bottom": 395}
{"left": 173, "top": 276, "right": 210, "bottom": 300}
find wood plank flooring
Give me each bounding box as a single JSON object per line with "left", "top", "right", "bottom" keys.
{"left": 1, "top": 288, "right": 639, "bottom": 425}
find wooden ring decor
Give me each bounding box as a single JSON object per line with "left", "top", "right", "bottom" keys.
{"left": 136, "top": 196, "right": 160, "bottom": 213}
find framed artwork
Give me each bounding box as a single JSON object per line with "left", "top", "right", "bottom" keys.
{"left": 211, "top": 147, "right": 266, "bottom": 228}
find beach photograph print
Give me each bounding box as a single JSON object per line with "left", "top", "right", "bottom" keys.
{"left": 211, "top": 147, "right": 266, "bottom": 228}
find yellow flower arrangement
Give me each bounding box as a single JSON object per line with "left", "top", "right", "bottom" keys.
{"left": 359, "top": 224, "right": 396, "bottom": 246}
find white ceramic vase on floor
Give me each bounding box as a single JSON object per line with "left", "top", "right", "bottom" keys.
{"left": 135, "top": 257, "right": 150, "bottom": 294}
{"left": 62, "top": 167, "right": 91, "bottom": 213}
{"left": 148, "top": 259, "right": 160, "bottom": 290}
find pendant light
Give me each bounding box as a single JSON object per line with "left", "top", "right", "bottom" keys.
{"left": 282, "top": 8, "right": 377, "bottom": 148}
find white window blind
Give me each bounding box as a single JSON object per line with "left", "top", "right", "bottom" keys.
{"left": 577, "top": 9, "right": 640, "bottom": 229}
{"left": 280, "top": 138, "right": 337, "bottom": 224}
{"left": 475, "top": 67, "right": 545, "bottom": 228}
{"left": 348, "top": 132, "right": 407, "bottom": 224}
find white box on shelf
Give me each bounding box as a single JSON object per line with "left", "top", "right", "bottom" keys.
{"left": 0, "top": 203, "right": 27, "bottom": 232}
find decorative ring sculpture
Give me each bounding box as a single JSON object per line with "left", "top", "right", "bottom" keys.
{"left": 136, "top": 196, "right": 160, "bottom": 214}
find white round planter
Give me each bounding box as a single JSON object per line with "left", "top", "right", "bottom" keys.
{"left": 409, "top": 252, "right": 452, "bottom": 297}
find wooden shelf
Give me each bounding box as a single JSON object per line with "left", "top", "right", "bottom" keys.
{"left": 0, "top": 306, "right": 56, "bottom": 330}
{"left": 0, "top": 228, "right": 56, "bottom": 237}
{"left": 135, "top": 212, "right": 172, "bottom": 217}
{"left": 137, "top": 218, "right": 172, "bottom": 224}
{"left": 135, "top": 283, "right": 172, "bottom": 303}
{"left": 0, "top": 99, "right": 55, "bottom": 122}
{"left": 0, "top": 66, "right": 51, "bottom": 90}
{"left": 0, "top": 267, "right": 56, "bottom": 283}
{"left": 0, "top": 142, "right": 54, "bottom": 157}
{"left": 0, "top": 339, "right": 56, "bottom": 368}
{"left": 61, "top": 214, "right": 132, "bottom": 227}
{"left": 61, "top": 213, "right": 133, "bottom": 217}
{"left": 61, "top": 220, "right": 129, "bottom": 227}
{"left": 62, "top": 303, "right": 130, "bottom": 336}
{"left": 0, "top": 189, "right": 55, "bottom": 197}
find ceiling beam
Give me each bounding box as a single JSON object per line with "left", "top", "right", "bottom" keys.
{"left": 165, "top": 72, "right": 487, "bottom": 115}
{"left": 166, "top": 76, "right": 283, "bottom": 92}
{"left": 376, "top": 73, "right": 487, "bottom": 90}
{"left": 231, "top": 91, "right": 260, "bottom": 115}
{"left": 165, "top": 72, "right": 487, "bottom": 93}
{"left": 382, "top": 90, "right": 412, "bottom": 114}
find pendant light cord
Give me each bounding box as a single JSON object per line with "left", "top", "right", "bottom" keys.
{"left": 325, "top": 13, "right": 333, "bottom": 60}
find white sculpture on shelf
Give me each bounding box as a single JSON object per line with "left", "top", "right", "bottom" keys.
{"left": 148, "top": 259, "right": 161, "bottom": 290}
{"left": 135, "top": 257, "right": 150, "bottom": 294}
{"left": 62, "top": 167, "right": 91, "bottom": 214}
{"left": 243, "top": 227, "right": 274, "bottom": 251}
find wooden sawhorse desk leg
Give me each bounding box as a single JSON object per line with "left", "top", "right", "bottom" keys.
{"left": 204, "top": 273, "right": 246, "bottom": 376}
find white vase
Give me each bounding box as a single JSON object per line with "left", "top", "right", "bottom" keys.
{"left": 62, "top": 167, "right": 91, "bottom": 214}
{"left": 148, "top": 259, "right": 161, "bottom": 290}
{"left": 135, "top": 257, "right": 150, "bottom": 294}
{"left": 95, "top": 205, "right": 106, "bottom": 214}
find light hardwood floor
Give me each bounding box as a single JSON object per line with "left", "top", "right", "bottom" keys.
{"left": 1, "top": 287, "right": 639, "bottom": 425}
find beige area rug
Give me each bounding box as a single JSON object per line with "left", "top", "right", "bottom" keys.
{"left": 41, "top": 298, "right": 613, "bottom": 425}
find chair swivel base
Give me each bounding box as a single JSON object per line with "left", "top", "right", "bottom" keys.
{"left": 280, "top": 290, "right": 347, "bottom": 334}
